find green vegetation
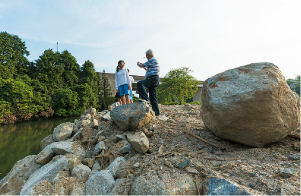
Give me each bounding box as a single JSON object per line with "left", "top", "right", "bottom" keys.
{"left": 0, "top": 31, "right": 115, "bottom": 124}
{"left": 157, "top": 67, "right": 199, "bottom": 105}
{"left": 286, "top": 75, "right": 300, "bottom": 97}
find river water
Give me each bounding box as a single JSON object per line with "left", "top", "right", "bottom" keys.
{"left": 0, "top": 117, "right": 78, "bottom": 180}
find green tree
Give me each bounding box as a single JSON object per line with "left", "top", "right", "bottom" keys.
{"left": 60, "top": 50, "right": 80, "bottom": 86}
{"left": 287, "top": 75, "right": 300, "bottom": 96}
{"left": 99, "top": 70, "right": 114, "bottom": 110}
{"left": 157, "top": 67, "right": 198, "bottom": 105}
{"left": 0, "top": 31, "right": 30, "bottom": 78}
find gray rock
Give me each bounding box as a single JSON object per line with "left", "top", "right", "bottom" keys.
{"left": 71, "top": 164, "right": 91, "bottom": 182}
{"left": 26, "top": 180, "right": 52, "bottom": 195}
{"left": 92, "top": 118, "right": 99, "bottom": 128}
{"left": 201, "top": 63, "right": 300, "bottom": 147}
{"left": 287, "top": 154, "right": 299, "bottom": 161}
{"left": 82, "top": 158, "right": 95, "bottom": 169}
{"left": 92, "top": 130, "right": 105, "bottom": 145}
{"left": 70, "top": 182, "right": 86, "bottom": 195}
{"left": 85, "top": 170, "right": 115, "bottom": 195}
{"left": 109, "top": 178, "right": 125, "bottom": 195}
{"left": 204, "top": 176, "right": 261, "bottom": 195}
{"left": 90, "top": 108, "right": 97, "bottom": 116}
{"left": 35, "top": 144, "right": 56, "bottom": 165}
{"left": 111, "top": 102, "right": 155, "bottom": 131}
{"left": 93, "top": 141, "right": 106, "bottom": 156}
{"left": 113, "top": 135, "right": 124, "bottom": 143}
{"left": 20, "top": 156, "right": 70, "bottom": 195}
{"left": 279, "top": 167, "right": 296, "bottom": 178}
{"left": 81, "top": 119, "right": 91, "bottom": 127}
{"left": 127, "top": 132, "right": 149, "bottom": 153}
{"left": 92, "top": 161, "right": 101, "bottom": 171}
{"left": 53, "top": 122, "right": 74, "bottom": 142}
{"left": 106, "top": 157, "right": 127, "bottom": 178}
{"left": 117, "top": 140, "right": 132, "bottom": 154}
{"left": 35, "top": 141, "right": 86, "bottom": 165}
{"left": 51, "top": 141, "right": 86, "bottom": 157}
{"left": 101, "top": 112, "right": 111, "bottom": 121}
{"left": 40, "top": 134, "right": 55, "bottom": 150}
{"left": 131, "top": 171, "right": 197, "bottom": 195}
{"left": 0, "top": 155, "right": 41, "bottom": 195}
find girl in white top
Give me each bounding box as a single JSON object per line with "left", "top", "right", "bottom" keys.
{"left": 115, "top": 60, "right": 131, "bottom": 105}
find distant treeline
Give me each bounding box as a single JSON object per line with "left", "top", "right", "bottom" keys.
{"left": 0, "top": 31, "right": 115, "bottom": 124}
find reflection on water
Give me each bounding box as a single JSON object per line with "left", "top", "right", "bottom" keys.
{"left": 0, "top": 117, "right": 78, "bottom": 180}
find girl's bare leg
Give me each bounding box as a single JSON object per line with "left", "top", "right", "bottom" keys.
{"left": 130, "top": 100, "right": 133, "bottom": 103}
{"left": 125, "top": 94, "right": 130, "bottom": 104}
{"left": 121, "top": 96, "right": 126, "bottom": 105}
{"left": 118, "top": 98, "right": 122, "bottom": 105}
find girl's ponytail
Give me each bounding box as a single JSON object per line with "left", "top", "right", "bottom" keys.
{"left": 116, "top": 66, "right": 119, "bottom": 72}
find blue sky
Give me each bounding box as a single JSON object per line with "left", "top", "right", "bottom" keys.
{"left": 1, "top": 0, "right": 300, "bottom": 81}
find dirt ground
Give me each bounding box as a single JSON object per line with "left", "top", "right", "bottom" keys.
{"left": 87, "top": 104, "right": 300, "bottom": 195}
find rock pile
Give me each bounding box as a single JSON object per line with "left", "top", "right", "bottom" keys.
{"left": 201, "top": 62, "right": 300, "bottom": 147}
{"left": 0, "top": 63, "right": 300, "bottom": 195}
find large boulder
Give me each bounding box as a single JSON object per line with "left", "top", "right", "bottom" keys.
{"left": 85, "top": 170, "right": 115, "bottom": 195}
{"left": 131, "top": 171, "right": 197, "bottom": 195}
{"left": 20, "top": 156, "right": 70, "bottom": 195}
{"left": 201, "top": 63, "right": 300, "bottom": 147}
{"left": 52, "top": 122, "right": 74, "bottom": 142}
{"left": 0, "top": 155, "right": 41, "bottom": 195}
{"left": 111, "top": 102, "right": 155, "bottom": 131}
{"left": 35, "top": 141, "right": 86, "bottom": 165}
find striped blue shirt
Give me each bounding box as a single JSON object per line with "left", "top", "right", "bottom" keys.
{"left": 143, "top": 57, "right": 160, "bottom": 78}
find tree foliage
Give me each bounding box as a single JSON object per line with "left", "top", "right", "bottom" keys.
{"left": 157, "top": 67, "right": 198, "bottom": 105}
{"left": 0, "top": 32, "right": 112, "bottom": 124}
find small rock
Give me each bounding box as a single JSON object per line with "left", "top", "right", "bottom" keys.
{"left": 90, "top": 108, "right": 97, "bottom": 116}
{"left": 92, "top": 161, "right": 101, "bottom": 171}
{"left": 98, "top": 136, "right": 106, "bottom": 143}
{"left": 101, "top": 112, "right": 111, "bottom": 121}
{"left": 106, "top": 157, "right": 126, "bottom": 178}
{"left": 178, "top": 160, "right": 190, "bottom": 168}
{"left": 280, "top": 162, "right": 291, "bottom": 167}
{"left": 127, "top": 132, "right": 149, "bottom": 153}
{"left": 93, "top": 141, "right": 106, "bottom": 156}
{"left": 92, "top": 118, "right": 99, "bottom": 128}
{"left": 82, "top": 158, "right": 95, "bottom": 169}
{"left": 158, "top": 145, "right": 164, "bottom": 155}
{"left": 71, "top": 164, "right": 91, "bottom": 182}
{"left": 133, "top": 162, "right": 140, "bottom": 168}
{"left": 158, "top": 115, "right": 169, "bottom": 121}
{"left": 279, "top": 167, "right": 296, "bottom": 178}
{"left": 259, "top": 172, "right": 267, "bottom": 176}
{"left": 113, "top": 135, "right": 124, "bottom": 143}
{"left": 185, "top": 167, "right": 198, "bottom": 174}
{"left": 118, "top": 141, "right": 132, "bottom": 154}
{"left": 92, "top": 130, "right": 105, "bottom": 145}
{"left": 109, "top": 178, "right": 125, "bottom": 195}
{"left": 248, "top": 172, "right": 257, "bottom": 177}
{"left": 287, "top": 154, "right": 299, "bottom": 161}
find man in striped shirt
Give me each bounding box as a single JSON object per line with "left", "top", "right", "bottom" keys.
{"left": 137, "top": 49, "right": 160, "bottom": 116}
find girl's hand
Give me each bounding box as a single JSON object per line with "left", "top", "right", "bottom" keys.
{"left": 116, "top": 89, "right": 119, "bottom": 93}
{"left": 128, "top": 86, "right": 132, "bottom": 90}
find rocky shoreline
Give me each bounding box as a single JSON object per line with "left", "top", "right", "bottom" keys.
{"left": 0, "top": 102, "right": 299, "bottom": 195}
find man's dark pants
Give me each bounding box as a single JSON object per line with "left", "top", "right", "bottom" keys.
{"left": 137, "top": 75, "right": 160, "bottom": 116}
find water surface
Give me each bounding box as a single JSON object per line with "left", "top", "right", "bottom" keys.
{"left": 0, "top": 117, "right": 78, "bottom": 180}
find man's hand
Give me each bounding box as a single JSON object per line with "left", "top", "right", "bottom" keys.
{"left": 128, "top": 86, "right": 132, "bottom": 90}
{"left": 137, "top": 62, "right": 144, "bottom": 68}
{"left": 116, "top": 89, "right": 119, "bottom": 93}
